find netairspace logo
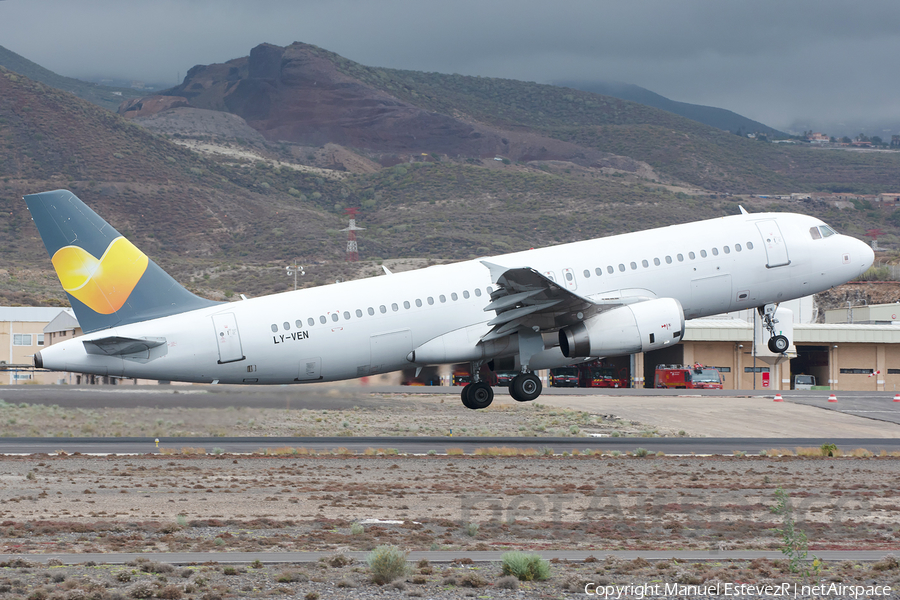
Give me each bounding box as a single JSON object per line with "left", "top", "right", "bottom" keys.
{"left": 584, "top": 582, "right": 893, "bottom": 598}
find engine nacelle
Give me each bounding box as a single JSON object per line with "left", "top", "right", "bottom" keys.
{"left": 559, "top": 298, "right": 684, "bottom": 358}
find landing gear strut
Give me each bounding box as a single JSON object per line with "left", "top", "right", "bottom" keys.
{"left": 509, "top": 372, "right": 542, "bottom": 402}
{"left": 460, "top": 360, "right": 494, "bottom": 410}
{"left": 759, "top": 304, "right": 790, "bottom": 353}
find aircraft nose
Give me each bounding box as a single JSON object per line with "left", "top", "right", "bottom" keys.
{"left": 855, "top": 238, "right": 875, "bottom": 275}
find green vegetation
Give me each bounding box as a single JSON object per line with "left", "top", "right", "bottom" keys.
{"left": 366, "top": 545, "right": 409, "bottom": 585}
{"left": 500, "top": 551, "right": 551, "bottom": 581}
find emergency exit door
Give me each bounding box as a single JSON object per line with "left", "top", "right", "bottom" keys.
{"left": 212, "top": 313, "right": 245, "bottom": 364}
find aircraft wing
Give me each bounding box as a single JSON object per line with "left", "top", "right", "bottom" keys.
{"left": 480, "top": 261, "right": 655, "bottom": 342}
{"left": 83, "top": 336, "right": 167, "bottom": 356}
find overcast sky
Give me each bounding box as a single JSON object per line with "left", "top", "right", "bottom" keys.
{"left": 2, "top": 0, "right": 900, "bottom": 132}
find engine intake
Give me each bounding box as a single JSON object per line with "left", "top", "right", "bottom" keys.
{"left": 559, "top": 298, "right": 685, "bottom": 358}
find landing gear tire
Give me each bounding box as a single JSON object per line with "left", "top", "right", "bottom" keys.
{"left": 465, "top": 381, "right": 494, "bottom": 409}
{"left": 768, "top": 335, "right": 789, "bottom": 353}
{"left": 510, "top": 373, "right": 542, "bottom": 402}
{"left": 461, "top": 384, "right": 474, "bottom": 409}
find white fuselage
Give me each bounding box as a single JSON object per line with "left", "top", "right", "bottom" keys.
{"left": 37, "top": 212, "right": 874, "bottom": 384}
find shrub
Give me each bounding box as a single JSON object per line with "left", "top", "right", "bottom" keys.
{"left": 464, "top": 522, "right": 479, "bottom": 537}
{"left": 501, "top": 551, "right": 551, "bottom": 581}
{"left": 222, "top": 566, "right": 238, "bottom": 575}
{"left": 635, "top": 447, "right": 649, "bottom": 457}
{"left": 366, "top": 545, "right": 409, "bottom": 585}
{"left": 350, "top": 522, "right": 364, "bottom": 536}
{"left": 496, "top": 575, "right": 519, "bottom": 589}
{"left": 126, "top": 581, "right": 155, "bottom": 599}
{"left": 157, "top": 585, "right": 183, "bottom": 600}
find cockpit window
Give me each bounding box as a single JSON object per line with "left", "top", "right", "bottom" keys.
{"left": 809, "top": 226, "right": 822, "bottom": 240}
{"left": 819, "top": 225, "right": 836, "bottom": 238}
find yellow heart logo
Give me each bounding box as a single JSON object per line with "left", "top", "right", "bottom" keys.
{"left": 51, "top": 237, "right": 149, "bottom": 314}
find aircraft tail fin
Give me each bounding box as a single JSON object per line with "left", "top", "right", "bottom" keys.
{"left": 25, "top": 189, "right": 219, "bottom": 333}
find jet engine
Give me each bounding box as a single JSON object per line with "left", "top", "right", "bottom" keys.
{"left": 559, "top": 298, "right": 684, "bottom": 358}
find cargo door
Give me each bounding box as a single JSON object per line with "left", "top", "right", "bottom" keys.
{"left": 212, "top": 313, "right": 245, "bottom": 364}
{"left": 756, "top": 220, "right": 791, "bottom": 268}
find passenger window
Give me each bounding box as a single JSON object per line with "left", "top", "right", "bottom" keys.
{"left": 747, "top": 241, "right": 754, "bottom": 249}
{"left": 270, "top": 324, "right": 278, "bottom": 333}
{"left": 735, "top": 244, "right": 742, "bottom": 252}
{"left": 403, "top": 301, "right": 410, "bottom": 309}
{"left": 343, "top": 311, "right": 350, "bottom": 320}
{"left": 689, "top": 252, "right": 696, "bottom": 259}
{"left": 356, "top": 309, "right": 363, "bottom": 317}
{"left": 583, "top": 269, "right": 591, "bottom": 278}
{"left": 474, "top": 289, "right": 482, "bottom": 297}
{"left": 296, "top": 320, "right": 303, "bottom": 328}
{"left": 565, "top": 272, "right": 574, "bottom": 281}
{"left": 665, "top": 256, "right": 672, "bottom": 264}
{"left": 427, "top": 297, "right": 434, "bottom": 305}
{"left": 641, "top": 260, "right": 649, "bottom": 268}
{"left": 463, "top": 290, "right": 470, "bottom": 299}
{"left": 283, "top": 322, "right": 290, "bottom": 330}
{"left": 595, "top": 267, "right": 603, "bottom": 276}
{"left": 367, "top": 307, "right": 374, "bottom": 316}
{"left": 319, "top": 316, "right": 326, "bottom": 324}
{"left": 724, "top": 246, "right": 730, "bottom": 254}
{"left": 308, "top": 317, "right": 315, "bottom": 326}
{"left": 487, "top": 286, "right": 493, "bottom": 294}
{"left": 630, "top": 262, "right": 637, "bottom": 270}
{"left": 700, "top": 250, "right": 708, "bottom": 258}
{"left": 712, "top": 248, "right": 719, "bottom": 256}
{"left": 415, "top": 299, "right": 423, "bottom": 307}
{"left": 380, "top": 305, "right": 387, "bottom": 313}
{"left": 677, "top": 253, "right": 684, "bottom": 262}
{"left": 451, "top": 292, "right": 458, "bottom": 300}
{"left": 618, "top": 264, "right": 626, "bottom": 272}
{"left": 331, "top": 313, "right": 339, "bottom": 322}
{"left": 391, "top": 303, "right": 398, "bottom": 312}
{"left": 653, "top": 258, "right": 660, "bottom": 266}
{"left": 439, "top": 295, "right": 446, "bottom": 303}
{"left": 607, "top": 266, "right": 614, "bottom": 274}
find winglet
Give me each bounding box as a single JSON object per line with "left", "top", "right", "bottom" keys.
{"left": 479, "top": 260, "right": 508, "bottom": 283}
{"left": 739, "top": 205, "right": 749, "bottom": 215}
{"left": 382, "top": 265, "right": 393, "bottom": 275}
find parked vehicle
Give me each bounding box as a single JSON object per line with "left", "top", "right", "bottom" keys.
{"left": 578, "top": 361, "right": 629, "bottom": 388}
{"left": 549, "top": 367, "right": 579, "bottom": 387}
{"left": 655, "top": 364, "right": 723, "bottom": 389}
{"left": 792, "top": 374, "right": 816, "bottom": 390}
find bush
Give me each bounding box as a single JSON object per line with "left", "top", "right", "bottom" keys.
{"left": 501, "top": 551, "right": 551, "bottom": 581}
{"left": 366, "top": 545, "right": 409, "bottom": 585}
{"left": 126, "top": 581, "right": 155, "bottom": 599}
{"left": 157, "top": 585, "right": 183, "bottom": 600}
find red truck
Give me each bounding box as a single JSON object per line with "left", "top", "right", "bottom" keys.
{"left": 654, "top": 364, "right": 723, "bottom": 389}
{"left": 549, "top": 367, "right": 579, "bottom": 387}
{"left": 578, "top": 361, "right": 629, "bottom": 388}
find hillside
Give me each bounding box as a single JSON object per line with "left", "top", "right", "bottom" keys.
{"left": 0, "top": 44, "right": 144, "bottom": 112}
{"left": 127, "top": 42, "right": 900, "bottom": 195}
{"left": 0, "top": 47, "right": 898, "bottom": 307}
{"left": 554, "top": 80, "right": 785, "bottom": 137}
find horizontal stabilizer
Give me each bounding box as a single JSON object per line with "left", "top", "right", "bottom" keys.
{"left": 83, "top": 336, "right": 167, "bottom": 356}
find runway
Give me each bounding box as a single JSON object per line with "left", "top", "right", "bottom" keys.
{"left": 1, "top": 435, "right": 899, "bottom": 455}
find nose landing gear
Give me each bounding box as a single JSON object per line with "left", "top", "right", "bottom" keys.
{"left": 760, "top": 304, "right": 790, "bottom": 353}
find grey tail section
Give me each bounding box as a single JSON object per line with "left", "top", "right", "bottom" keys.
{"left": 25, "top": 189, "right": 221, "bottom": 333}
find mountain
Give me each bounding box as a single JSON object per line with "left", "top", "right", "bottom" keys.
{"left": 1, "top": 44, "right": 898, "bottom": 307}
{"left": 555, "top": 80, "right": 786, "bottom": 137}
{"left": 123, "top": 42, "right": 900, "bottom": 195}
{"left": 0, "top": 44, "right": 144, "bottom": 112}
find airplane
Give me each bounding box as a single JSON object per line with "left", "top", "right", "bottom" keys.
{"left": 27, "top": 189, "right": 873, "bottom": 409}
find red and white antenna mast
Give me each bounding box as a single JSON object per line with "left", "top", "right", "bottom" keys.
{"left": 341, "top": 207, "right": 364, "bottom": 261}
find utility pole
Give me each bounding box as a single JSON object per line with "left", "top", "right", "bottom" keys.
{"left": 285, "top": 261, "right": 305, "bottom": 290}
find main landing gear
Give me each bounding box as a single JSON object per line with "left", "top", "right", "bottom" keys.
{"left": 460, "top": 363, "right": 544, "bottom": 409}
{"left": 509, "top": 372, "right": 542, "bottom": 402}
{"left": 760, "top": 304, "right": 790, "bottom": 353}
